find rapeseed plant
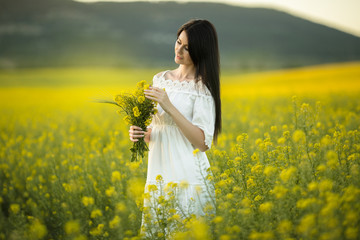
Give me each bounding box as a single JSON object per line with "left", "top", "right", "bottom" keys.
{"left": 1, "top": 64, "right": 360, "bottom": 239}
{"left": 99, "top": 80, "right": 157, "bottom": 161}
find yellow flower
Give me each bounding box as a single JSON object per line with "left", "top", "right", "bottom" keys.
{"left": 283, "top": 130, "right": 291, "bottom": 139}
{"left": 172, "top": 214, "right": 181, "bottom": 221}
{"left": 254, "top": 195, "right": 262, "bottom": 201}
{"left": 133, "top": 106, "right": 140, "bottom": 117}
{"left": 136, "top": 80, "right": 146, "bottom": 88}
{"left": 259, "top": 202, "right": 273, "bottom": 213}
{"left": 318, "top": 179, "right": 333, "bottom": 192}
{"left": 111, "top": 171, "right": 121, "bottom": 182}
{"left": 109, "top": 215, "right": 121, "bottom": 229}
{"left": 255, "top": 138, "right": 262, "bottom": 146}
{"left": 90, "top": 224, "right": 104, "bottom": 236}
{"left": 241, "top": 197, "right": 251, "bottom": 207}
{"left": 147, "top": 184, "right": 158, "bottom": 192}
{"left": 137, "top": 96, "right": 145, "bottom": 103}
{"left": 280, "top": 166, "right": 297, "bottom": 183}
{"left": 345, "top": 227, "right": 358, "bottom": 239}
{"left": 91, "top": 209, "right": 103, "bottom": 218}
{"left": 28, "top": 219, "right": 47, "bottom": 239}
{"left": 220, "top": 235, "right": 231, "bottom": 240}
{"left": 236, "top": 133, "right": 248, "bottom": 142}
{"left": 251, "top": 152, "right": 259, "bottom": 162}
{"left": 316, "top": 164, "right": 326, "bottom": 172}
{"left": 105, "top": 186, "right": 115, "bottom": 197}
{"left": 251, "top": 164, "right": 263, "bottom": 174}
{"left": 155, "top": 175, "right": 163, "bottom": 182}
{"left": 193, "top": 148, "right": 200, "bottom": 155}
{"left": 65, "top": 220, "right": 80, "bottom": 235}
{"left": 300, "top": 103, "right": 309, "bottom": 113}
{"left": 180, "top": 180, "right": 189, "bottom": 189}
{"left": 342, "top": 185, "right": 360, "bottom": 202}
{"left": 212, "top": 216, "right": 223, "bottom": 223}
{"left": 62, "top": 183, "right": 72, "bottom": 192}
{"left": 115, "top": 202, "right": 126, "bottom": 213}
{"left": 226, "top": 193, "right": 234, "bottom": 200}
{"left": 344, "top": 211, "right": 358, "bottom": 226}
{"left": 277, "top": 220, "right": 292, "bottom": 235}
{"left": 292, "top": 129, "right": 306, "bottom": 143}
{"left": 277, "top": 137, "right": 286, "bottom": 145}
{"left": 114, "top": 95, "right": 121, "bottom": 104}
{"left": 263, "top": 165, "right": 277, "bottom": 177}
{"left": 307, "top": 181, "right": 318, "bottom": 191}
{"left": 326, "top": 150, "right": 339, "bottom": 169}
{"left": 145, "top": 118, "right": 152, "bottom": 126}
{"left": 82, "top": 196, "right": 94, "bottom": 207}
{"left": 123, "top": 116, "right": 131, "bottom": 125}
{"left": 296, "top": 214, "right": 316, "bottom": 236}
{"left": 296, "top": 198, "right": 319, "bottom": 209}
{"left": 247, "top": 177, "right": 256, "bottom": 188}
{"left": 10, "top": 204, "right": 20, "bottom": 214}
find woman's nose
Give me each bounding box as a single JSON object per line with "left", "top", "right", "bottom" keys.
{"left": 176, "top": 46, "right": 182, "bottom": 54}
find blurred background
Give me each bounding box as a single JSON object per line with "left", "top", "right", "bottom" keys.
{"left": 1, "top": 0, "right": 360, "bottom": 72}
{"left": 1, "top": 2, "right": 360, "bottom": 239}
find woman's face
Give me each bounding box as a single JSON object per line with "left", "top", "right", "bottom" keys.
{"left": 174, "top": 31, "right": 193, "bottom": 66}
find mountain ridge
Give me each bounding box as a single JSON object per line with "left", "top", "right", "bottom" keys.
{"left": 1, "top": 0, "right": 360, "bottom": 70}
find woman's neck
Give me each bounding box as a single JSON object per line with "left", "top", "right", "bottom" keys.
{"left": 175, "top": 64, "right": 196, "bottom": 81}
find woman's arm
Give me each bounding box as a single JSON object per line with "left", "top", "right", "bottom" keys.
{"left": 144, "top": 86, "right": 208, "bottom": 152}
{"left": 144, "top": 128, "right": 152, "bottom": 143}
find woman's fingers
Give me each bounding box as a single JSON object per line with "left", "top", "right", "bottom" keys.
{"left": 129, "top": 126, "right": 145, "bottom": 142}
{"left": 144, "top": 87, "right": 166, "bottom": 102}
{"left": 130, "top": 125, "right": 142, "bottom": 131}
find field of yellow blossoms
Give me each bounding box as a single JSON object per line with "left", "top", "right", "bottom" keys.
{"left": 0, "top": 62, "right": 360, "bottom": 239}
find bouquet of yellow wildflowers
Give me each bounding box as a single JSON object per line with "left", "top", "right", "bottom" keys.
{"left": 101, "top": 80, "right": 157, "bottom": 161}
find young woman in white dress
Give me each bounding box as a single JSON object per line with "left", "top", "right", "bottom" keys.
{"left": 129, "top": 19, "right": 221, "bottom": 235}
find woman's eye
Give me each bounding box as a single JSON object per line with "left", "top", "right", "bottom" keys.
{"left": 176, "top": 40, "right": 181, "bottom": 44}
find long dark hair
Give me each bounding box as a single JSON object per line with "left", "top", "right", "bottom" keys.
{"left": 177, "top": 19, "right": 221, "bottom": 144}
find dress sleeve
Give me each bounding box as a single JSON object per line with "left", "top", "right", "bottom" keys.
{"left": 192, "top": 94, "right": 216, "bottom": 149}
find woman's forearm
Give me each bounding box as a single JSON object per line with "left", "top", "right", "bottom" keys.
{"left": 144, "top": 128, "right": 152, "bottom": 143}
{"left": 166, "top": 104, "right": 208, "bottom": 152}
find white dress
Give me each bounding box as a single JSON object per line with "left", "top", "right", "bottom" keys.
{"left": 141, "top": 70, "right": 216, "bottom": 233}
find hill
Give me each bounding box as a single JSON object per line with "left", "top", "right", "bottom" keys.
{"left": 1, "top": 0, "right": 360, "bottom": 70}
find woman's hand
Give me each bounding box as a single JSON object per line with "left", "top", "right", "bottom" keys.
{"left": 129, "top": 126, "right": 152, "bottom": 143}
{"left": 129, "top": 126, "right": 145, "bottom": 142}
{"left": 144, "top": 87, "right": 172, "bottom": 113}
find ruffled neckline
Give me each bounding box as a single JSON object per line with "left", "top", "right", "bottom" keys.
{"left": 155, "top": 72, "right": 211, "bottom": 96}
{"left": 161, "top": 76, "right": 196, "bottom": 87}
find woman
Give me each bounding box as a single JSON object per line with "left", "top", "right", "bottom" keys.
{"left": 129, "top": 19, "right": 221, "bottom": 235}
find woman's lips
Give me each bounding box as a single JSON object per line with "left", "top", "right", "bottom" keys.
{"left": 176, "top": 55, "right": 183, "bottom": 59}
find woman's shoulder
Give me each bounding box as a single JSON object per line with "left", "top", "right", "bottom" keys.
{"left": 154, "top": 70, "right": 170, "bottom": 79}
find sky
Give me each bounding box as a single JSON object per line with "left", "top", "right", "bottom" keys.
{"left": 74, "top": 0, "right": 360, "bottom": 37}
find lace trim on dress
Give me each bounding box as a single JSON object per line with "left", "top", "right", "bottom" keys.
{"left": 154, "top": 72, "right": 212, "bottom": 96}
{"left": 203, "top": 131, "right": 213, "bottom": 149}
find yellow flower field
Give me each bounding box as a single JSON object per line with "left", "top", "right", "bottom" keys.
{"left": 0, "top": 62, "right": 360, "bottom": 239}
